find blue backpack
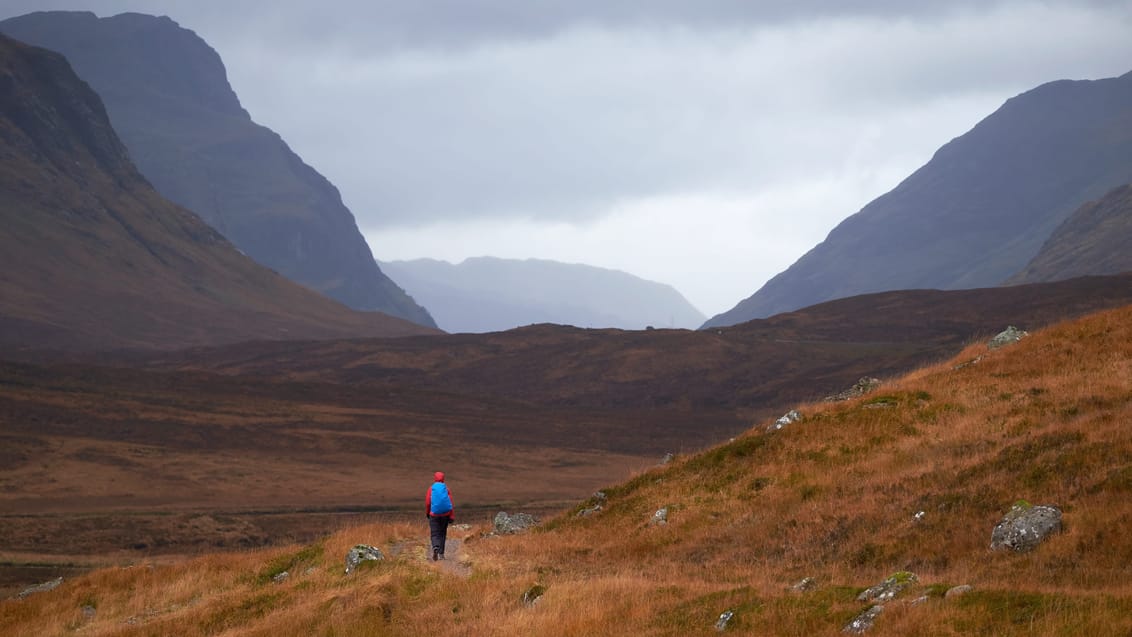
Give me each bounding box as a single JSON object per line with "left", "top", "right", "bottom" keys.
{"left": 430, "top": 482, "right": 452, "bottom": 515}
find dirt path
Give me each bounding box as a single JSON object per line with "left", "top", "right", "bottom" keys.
{"left": 433, "top": 537, "right": 471, "bottom": 578}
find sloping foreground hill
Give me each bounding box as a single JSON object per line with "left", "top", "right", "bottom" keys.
{"left": 706, "top": 69, "right": 1132, "bottom": 328}
{"left": 145, "top": 272, "right": 1132, "bottom": 411}
{"left": 0, "top": 34, "right": 436, "bottom": 352}
{"left": 380, "top": 256, "right": 706, "bottom": 332}
{"left": 4, "top": 304, "right": 1132, "bottom": 635}
{"left": 0, "top": 11, "right": 435, "bottom": 327}
{"left": 1007, "top": 182, "right": 1132, "bottom": 284}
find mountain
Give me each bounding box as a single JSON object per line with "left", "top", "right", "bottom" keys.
{"left": 1006, "top": 182, "right": 1132, "bottom": 284}
{"left": 0, "top": 11, "right": 436, "bottom": 328}
{"left": 379, "top": 257, "right": 706, "bottom": 332}
{"left": 0, "top": 33, "right": 437, "bottom": 352}
{"left": 705, "top": 69, "right": 1132, "bottom": 328}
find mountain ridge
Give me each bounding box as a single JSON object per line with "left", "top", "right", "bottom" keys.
{"left": 380, "top": 256, "right": 705, "bottom": 332}
{"left": 705, "top": 69, "right": 1132, "bottom": 327}
{"left": 0, "top": 10, "right": 436, "bottom": 327}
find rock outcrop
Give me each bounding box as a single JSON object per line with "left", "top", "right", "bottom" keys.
{"left": 494, "top": 512, "right": 538, "bottom": 535}
{"left": 825, "top": 377, "right": 882, "bottom": 401}
{"left": 344, "top": 544, "right": 384, "bottom": 574}
{"left": 990, "top": 502, "right": 1062, "bottom": 552}
{"left": 988, "top": 326, "right": 1028, "bottom": 349}
{"left": 768, "top": 409, "right": 802, "bottom": 432}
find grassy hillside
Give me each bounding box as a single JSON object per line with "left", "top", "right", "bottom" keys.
{"left": 4, "top": 303, "right": 1132, "bottom": 635}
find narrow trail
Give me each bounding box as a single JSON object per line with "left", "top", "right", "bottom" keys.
{"left": 433, "top": 537, "right": 471, "bottom": 578}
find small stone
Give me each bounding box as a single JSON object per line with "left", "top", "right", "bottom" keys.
{"left": 857, "top": 572, "right": 917, "bottom": 603}
{"left": 651, "top": 507, "right": 668, "bottom": 525}
{"left": 521, "top": 584, "right": 546, "bottom": 607}
{"left": 660, "top": 452, "right": 675, "bottom": 465}
{"left": 945, "top": 584, "right": 973, "bottom": 599}
{"left": 715, "top": 609, "right": 735, "bottom": 632}
{"left": 769, "top": 409, "right": 802, "bottom": 432}
{"left": 344, "top": 544, "right": 384, "bottom": 574}
{"left": 81, "top": 605, "right": 96, "bottom": 620}
{"left": 913, "top": 511, "right": 926, "bottom": 523}
{"left": 792, "top": 577, "right": 817, "bottom": 592}
{"left": 988, "top": 326, "right": 1028, "bottom": 349}
{"left": 843, "top": 605, "right": 883, "bottom": 634}
{"left": 576, "top": 504, "right": 603, "bottom": 517}
{"left": 272, "top": 571, "right": 290, "bottom": 584}
{"left": 825, "top": 377, "right": 882, "bottom": 401}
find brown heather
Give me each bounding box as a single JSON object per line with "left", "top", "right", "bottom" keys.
{"left": 4, "top": 304, "right": 1132, "bottom": 636}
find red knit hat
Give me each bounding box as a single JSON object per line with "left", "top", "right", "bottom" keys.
{"left": 434, "top": 471, "right": 445, "bottom": 482}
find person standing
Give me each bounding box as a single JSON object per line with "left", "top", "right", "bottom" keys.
{"left": 426, "top": 471, "right": 455, "bottom": 561}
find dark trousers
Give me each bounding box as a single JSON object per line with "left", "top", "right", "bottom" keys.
{"left": 429, "top": 515, "right": 450, "bottom": 554}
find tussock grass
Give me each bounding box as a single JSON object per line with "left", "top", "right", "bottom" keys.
{"left": 4, "top": 305, "right": 1132, "bottom": 635}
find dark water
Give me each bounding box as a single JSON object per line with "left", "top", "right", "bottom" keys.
{"left": 0, "top": 564, "right": 90, "bottom": 599}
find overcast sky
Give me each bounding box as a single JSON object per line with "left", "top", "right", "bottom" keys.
{"left": 3, "top": 1, "right": 1131, "bottom": 316}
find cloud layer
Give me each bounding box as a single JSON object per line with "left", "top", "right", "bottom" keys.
{"left": 2, "top": 1, "right": 1130, "bottom": 314}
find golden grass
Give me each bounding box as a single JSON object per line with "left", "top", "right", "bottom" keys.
{"left": 4, "top": 305, "right": 1132, "bottom": 635}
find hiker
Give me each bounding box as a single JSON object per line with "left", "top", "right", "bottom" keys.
{"left": 426, "top": 471, "right": 455, "bottom": 560}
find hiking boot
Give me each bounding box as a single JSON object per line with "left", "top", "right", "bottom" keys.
{"left": 432, "top": 548, "right": 439, "bottom": 561}
{"left": 439, "top": 552, "right": 445, "bottom": 560}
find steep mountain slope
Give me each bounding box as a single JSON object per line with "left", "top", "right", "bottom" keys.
{"left": 0, "top": 10, "right": 435, "bottom": 327}
{"left": 380, "top": 257, "right": 706, "bottom": 332}
{"left": 1006, "top": 182, "right": 1132, "bottom": 284}
{"left": 0, "top": 33, "right": 437, "bottom": 352}
{"left": 706, "top": 69, "right": 1132, "bottom": 328}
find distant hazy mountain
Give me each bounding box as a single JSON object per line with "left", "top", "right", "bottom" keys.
{"left": 1006, "top": 182, "right": 1132, "bottom": 285}
{"left": 0, "top": 33, "right": 436, "bottom": 352}
{"left": 380, "top": 257, "right": 705, "bottom": 332}
{"left": 705, "top": 69, "right": 1132, "bottom": 328}
{"left": 0, "top": 11, "right": 436, "bottom": 328}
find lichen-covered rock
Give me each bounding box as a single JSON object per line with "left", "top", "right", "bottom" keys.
{"left": 494, "top": 511, "right": 538, "bottom": 534}
{"left": 990, "top": 502, "right": 1062, "bottom": 552}
{"left": 857, "top": 572, "right": 917, "bottom": 602}
{"left": 576, "top": 504, "right": 603, "bottom": 517}
{"left": 272, "top": 570, "right": 290, "bottom": 584}
{"left": 768, "top": 409, "right": 802, "bottom": 432}
{"left": 715, "top": 609, "right": 734, "bottom": 632}
{"left": 843, "top": 605, "right": 883, "bottom": 634}
{"left": 344, "top": 544, "right": 384, "bottom": 574}
{"left": 988, "top": 326, "right": 1028, "bottom": 349}
{"left": 945, "top": 584, "right": 973, "bottom": 598}
{"left": 824, "top": 377, "right": 882, "bottom": 401}
{"left": 17, "top": 577, "right": 62, "bottom": 599}
{"left": 651, "top": 507, "right": 669, "bottom": 525}
{"left": 792, "top": 577, "right": 817, "bottom": 592}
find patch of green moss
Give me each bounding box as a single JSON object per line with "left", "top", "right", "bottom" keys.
{"left": 200, "top": 592, "right": 283, "bottom": 633}
{"left": 256, "top": 542, "right": 324, "bottom": 585}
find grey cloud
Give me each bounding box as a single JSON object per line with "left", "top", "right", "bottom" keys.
{"left": 3, "top": 1, "right": 1123, "bottom": 54}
